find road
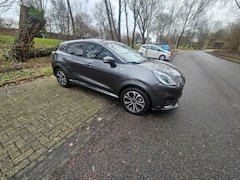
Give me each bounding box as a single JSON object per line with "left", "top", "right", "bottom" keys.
{"left": 50, "top": 50, "right": 240, "bottom": 179}
{"left": 2, "top": 50, "right": 240, "bottom": 179}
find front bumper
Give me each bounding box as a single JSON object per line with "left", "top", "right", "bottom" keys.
{"left": 150, "top": 83, "right": 183, "bottom": 111}
{"left": 161, "top": 102, "right": 178, "bottom": 110}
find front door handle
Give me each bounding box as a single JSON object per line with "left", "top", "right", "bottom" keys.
{"left": 85, "top": 63, "right": 92, "bottom": 67}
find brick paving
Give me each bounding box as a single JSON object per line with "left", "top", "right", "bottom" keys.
{"left": 0, "top": 76, "right": 114, "bottom": 179}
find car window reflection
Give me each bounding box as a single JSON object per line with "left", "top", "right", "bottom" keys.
{"left": 87, "top": 44, "right": 112, "bottom": 60}
{"left": 63, "top": 43, "right": 84, "bottom": 56}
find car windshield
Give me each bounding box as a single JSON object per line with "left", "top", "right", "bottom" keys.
{"left": 104, "top": 41, "right": 147, "bottom": 63}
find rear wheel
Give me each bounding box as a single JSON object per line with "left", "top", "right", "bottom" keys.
{"left": 159, "top": 55, "right": 166, "bottom": 61}
{"left": 120, "top": 87, "right": 150, "bottom": 115}
{"left": 55, "top": 68, "right": 69, "bottom": 87}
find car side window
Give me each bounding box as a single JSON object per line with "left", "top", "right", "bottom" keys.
{"left": 86, "top": 44, "right": 112, "bottom": 60}
{"left": 142, "top": 45, "right": 150, "bottom": 49}
{"left": 63, "top": 43, "right": 84, "bottom": 56}
{"left": 150, "top": 46, "right": 159, "bottom": 51}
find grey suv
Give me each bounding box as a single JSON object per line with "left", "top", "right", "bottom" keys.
{"left": 52, "top": 39, "right": 185, "bottom": 115}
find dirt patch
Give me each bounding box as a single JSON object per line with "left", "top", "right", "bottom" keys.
{"left": 209, "top": 51, "right": 240, "bottom": 63}
{"left": 0, "top": 57, "right": 53, "bottom": 87}
{"left": 0, "top": 57, "right": 51, "bottom": 73}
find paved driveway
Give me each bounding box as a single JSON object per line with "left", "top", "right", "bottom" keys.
{"left": 0, "top": 76, "right": 115, "bottom": 179}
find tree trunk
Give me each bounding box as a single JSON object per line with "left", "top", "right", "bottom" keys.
{"left": 124, "top": 0, "right": 130, "bottom": 46}
{"left": 131, "top": 25, "right": 136, "bottom": 48}
{"left": 117, "top": 0, "right": 121, "bottom": 42}
{"left": 12, "top": 5, "right": 46, "bottom": 62}
{"left": 104, "top": 0, "right": 114, "bottom": 40}
{"left": 67, "top": 0, "right": 76, "bottom": 38}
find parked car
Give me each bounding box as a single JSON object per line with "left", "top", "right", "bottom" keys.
{"left": 52, "top": 39, "right": 185, "bottom": 115}
{"left": 158, "top": 44, "right": 171, "bottom": 52}
{"left": 138, "top": 44, "right": 171, "bottom": 61}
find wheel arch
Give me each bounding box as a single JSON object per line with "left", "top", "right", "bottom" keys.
{"left": 118, "top": 81, "right": 153, "bottom": 107}
{"left": 52, "top": 63, "right": 69, "bottom": 76}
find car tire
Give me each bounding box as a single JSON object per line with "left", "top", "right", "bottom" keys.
{"left": 120, "top": 87, "right": 151, "bottom": 115}
{"left": 159, "top": 55, "right": 166, "bottom": 61}
{"left": 55, "top": 68, "right": 70, "bottom": 87}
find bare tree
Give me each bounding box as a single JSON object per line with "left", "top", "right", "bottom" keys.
{"left": 102, "top": 0, "right": 121, "bottom": 41}
{"left": 227, "top": 20, "right": 240, "bottom": 52}
{"left": 137, "top": 0, "right": 158, "bottom": 44}
{"left": 0, "top": 0, "right": 15, "bottom": 14}
{"left": 235, "top": 0, "right": 240, "bottom": 9}
{"left": 123, "top": 0, "right": 130, "bottom": 45}
{"left": 93, "top": 2, "right": 110, "bottom": 39}
{"left": 152, "top": 12, "right": 171, "bottom": 44}
{"left": 103, "top": 0, "right": 115, "bottom": 40}
{"left": 127, "top": 0, "right": 139, "bottom": 47}
{"left": 19, "top": 0, "right": 48, "bottom": 11}
{"left": 201, "top": 20, "right": 223, "bottom": 49}
{"left": 164, "top": 0, "right": 181, "bottom": 44}
{"left": 48, "top": 0, "right": 70, "bottom": 38}
{"left": 118, "top": 0, "right": 122, "bottom": 42}
{"left": 74, "top": 12, "right": 99, "bottom": 38}
{"left": 0, "top": 17, "right": 14, "bottom": 28}
{"left": 66, "top": 0, "right": 76, "bottom": 37}
{"left": 175, "top": 0, "right": 217, "bottom": 48}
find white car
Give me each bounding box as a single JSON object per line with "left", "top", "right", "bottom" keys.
{"left": 138, "top": 44, "right": 172, "bottom": 61}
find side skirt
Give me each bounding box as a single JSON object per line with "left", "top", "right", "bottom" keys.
{"left": 69, "top": 79, "right": 119, "bottom": 99}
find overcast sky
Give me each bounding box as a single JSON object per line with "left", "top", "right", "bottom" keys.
{"left": 1, "top": 0, "right": 239, "bottom": 28}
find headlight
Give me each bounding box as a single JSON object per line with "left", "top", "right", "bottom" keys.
{"left": 153, "top": 71, "right": 177, "bottom": 86}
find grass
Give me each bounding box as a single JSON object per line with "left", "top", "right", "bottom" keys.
{"left": 33, "top": 38, "right": 63, "bottom": 48}
{"left": 178, "top": 46, "right": 196, "bottom": 50}
{"left": 0, "top": 65, "right": 53, "bottom": 86}
{"left": 0, "top": 34, "right": 63, "bottom": 87}
{"left": 0, "top": 35, "right": 15, "bottom": 43}
{"left": 0, "top": 35, "right": 63, "bottom": 48}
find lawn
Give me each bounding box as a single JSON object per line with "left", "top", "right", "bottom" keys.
{"left": 0, "top": 35, "right": 63, "bottom": 47}
{"left": 0, "top": 35, "right": 63, "bottom": 87}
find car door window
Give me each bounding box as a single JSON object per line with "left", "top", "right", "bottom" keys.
{"left": 63, "top": 43, "right": 84, "bottom": 56}
{"left": 86, "top": 44, "right": 112, "bottom": 60}
{"left": 150, "top": 46, "right": 159, "bottom": 51}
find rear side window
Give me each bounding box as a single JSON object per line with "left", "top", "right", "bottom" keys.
{"left": 61, "top": 43, "right": 84, "bottom": 56}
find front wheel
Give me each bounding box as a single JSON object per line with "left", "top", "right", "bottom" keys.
{"left": 55, "top": 68, "right": 70, "bottom": 87}
{"left": 120, "top": 88, "right": 151, "bottom": 115}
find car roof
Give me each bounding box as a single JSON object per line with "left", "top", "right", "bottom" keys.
{"left": 141, "top": 44, "right": 164, "bottom": 49}
{"left": 59, "top": 38, "right": 116, "bottom": 46}
{"left": 142, "top": 44, "right": 155, "bottom": 46}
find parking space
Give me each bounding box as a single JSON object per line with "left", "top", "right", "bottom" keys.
{"left": 0, "top": 76, "right": 115, "bottom": 179}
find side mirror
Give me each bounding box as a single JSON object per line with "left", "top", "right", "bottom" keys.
{"left": 103, "top": 56, "right": 116, "bottom": 68}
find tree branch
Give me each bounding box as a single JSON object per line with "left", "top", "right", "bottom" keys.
{"left": 235, "top": 0, "right": 240, "bottom": 9}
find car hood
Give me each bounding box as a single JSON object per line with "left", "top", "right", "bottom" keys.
{"left": 138, "top": 59, "right": 182, "bottom": 76}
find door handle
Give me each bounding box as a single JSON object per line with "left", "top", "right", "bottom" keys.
{"left": 62, "top": 57, "right": 69, "bottom": 61}
{"left": 85, "top": 63, "right": 92, "bottom": 67}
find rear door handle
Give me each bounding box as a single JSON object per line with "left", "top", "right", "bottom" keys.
{"left": 62, "top": 57, "right": 69, "bottom": 61}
